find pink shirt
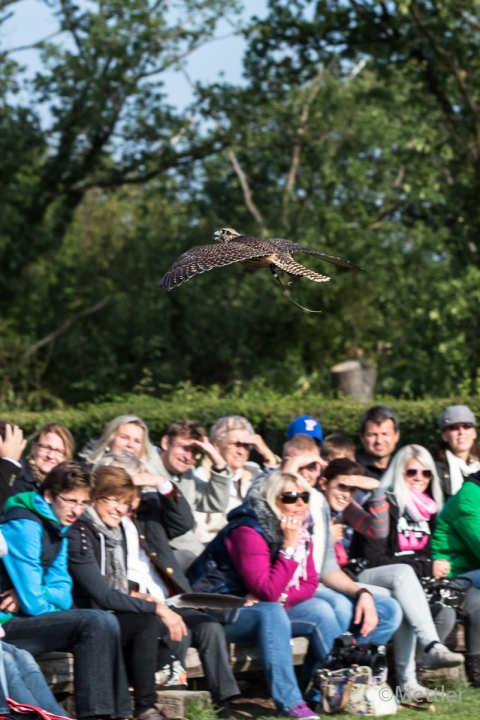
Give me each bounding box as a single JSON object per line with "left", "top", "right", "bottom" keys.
{"left": 225, "top": 526, "right": 318, "bottom": 610}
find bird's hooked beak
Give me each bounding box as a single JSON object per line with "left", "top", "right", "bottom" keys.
{"left": 213, "top": 230, "right": 222, "bottom": 242}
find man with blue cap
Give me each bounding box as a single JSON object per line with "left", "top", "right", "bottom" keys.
{"left": 285, "top": 415, "right": 323, "bottom": 445}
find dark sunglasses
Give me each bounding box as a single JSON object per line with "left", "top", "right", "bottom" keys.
{"left": 226, "top": 441, "right": 252, "bottom": 450}
{"left": 279, "top": 491, "right": 310, "bottom": 504}
{"left": 405, "top": 468, "right": 433, "bottom": 480}
{"left": 446, "top": 422, "right": 475, "bottom": 432}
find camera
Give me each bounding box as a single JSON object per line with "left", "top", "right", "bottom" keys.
{"left": 421, "top": 577, "right": 467, "bottom": 609}
{"left": 327, "top": 632, "right": 387, "bottom": 675}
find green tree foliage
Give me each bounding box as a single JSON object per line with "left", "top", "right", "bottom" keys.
{"left": 2, "top": 0, "right": 480, "bottom": 409}
{"left": 0, "top": 0, "right": 237, "bottom": 288}
{"left": 0, "top": 0, "right": 238, "bottom": 405}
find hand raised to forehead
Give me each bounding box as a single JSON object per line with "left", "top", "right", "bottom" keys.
{"left": 283, "top": 451, "right": 321, "bottom": 474}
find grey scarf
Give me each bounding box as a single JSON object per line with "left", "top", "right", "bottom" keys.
{"left": 84, "top": 506, "right": 128, "bottom": 594}
{"left": 249, "top": 496, "right": 285, "bottom": 557}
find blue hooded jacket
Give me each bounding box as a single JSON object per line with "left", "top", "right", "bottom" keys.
{"left": 0, "top": 492, "right": 72, "bottom": 622}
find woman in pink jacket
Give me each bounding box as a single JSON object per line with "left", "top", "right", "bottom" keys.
{"left": 189, "top": 471, "right": 401, "bottom": 718}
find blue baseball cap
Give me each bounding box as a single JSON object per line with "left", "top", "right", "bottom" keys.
{"left": 285, "top": 415, "right": 323, "bottom": 442}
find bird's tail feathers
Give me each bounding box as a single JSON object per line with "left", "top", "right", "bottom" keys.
{"left": 273, "top": 256, "right": 330, "bottom": 283}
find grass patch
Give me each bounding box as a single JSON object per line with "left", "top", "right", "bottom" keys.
{"left": 184, "top": 687, "right": 480, "bottom": 720}
{"left": 242, "top": 687, "right": 480, "bottom": 720}
{"left": 185, "top": 697, "right": 220, "bottom": 720}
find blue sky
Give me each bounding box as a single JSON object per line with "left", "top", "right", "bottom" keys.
{"left": 1, "top": 0, "right": 269, "bottom": 110}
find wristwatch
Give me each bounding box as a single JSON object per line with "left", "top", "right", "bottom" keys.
{"left": 279, "top": 546, "right": 295, "bottom": 560}
{"left": 212, "top": 465, "right": 228, "bottom": 473}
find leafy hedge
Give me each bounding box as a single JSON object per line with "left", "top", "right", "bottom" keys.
{"left": 2, "top": 385, "right": 478, "bottom": 456}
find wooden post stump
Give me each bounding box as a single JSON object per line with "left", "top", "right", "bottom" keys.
{"left": 330, "top": 360, "right": 377, "bottom": 401}
{"left": 156, "top": 690, "right": 212, "bottom": 719}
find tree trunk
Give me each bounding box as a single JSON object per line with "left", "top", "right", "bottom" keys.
{"left": 330, "top": 360, "right": 377, "bottom": 401}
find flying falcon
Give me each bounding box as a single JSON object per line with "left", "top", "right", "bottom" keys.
{"left": 159, "top": 228, "right": 364, "bottom": 294}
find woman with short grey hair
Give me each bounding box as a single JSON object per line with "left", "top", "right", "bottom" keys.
{"left": 94, "top": 450, "right": 145, "bottom": 477}
{"left": 194, "top": 416, "right": 278, "bottom": 544}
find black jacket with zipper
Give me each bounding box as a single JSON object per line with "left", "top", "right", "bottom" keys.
{"left": 68, "top": 488, "right": 194, "bottom": 611}
{"left": 348, "top": 491, "right": 436, "bottom": 579}
{"left": 133, "top": 489, "right": 194, "bottom": 594}
{"left": 0, "top": 459, "right": 21, "bottom": 511}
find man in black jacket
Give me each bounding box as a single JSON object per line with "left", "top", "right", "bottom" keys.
{"left": 356, "top": 406, "right": 400, "bottom": 482}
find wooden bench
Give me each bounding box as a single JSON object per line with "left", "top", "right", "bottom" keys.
{"left": 37, "top": 639, "right": 310, "bottom": 719}
{"left": 36, "top": 631, "right": 467, "bottom": 718}
{"left": 37, "top": 637, "right": 310, "bottom": 687}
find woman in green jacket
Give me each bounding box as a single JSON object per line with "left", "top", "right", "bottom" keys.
{"left": 432, "top": 471, "right": 480, "bottom": 684}
{"left": 432, "top": 471, "right": 480, "bottom": 581}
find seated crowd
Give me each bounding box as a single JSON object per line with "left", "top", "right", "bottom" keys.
{"left": 0, "top": 403, "right": 478, "bottom": 719}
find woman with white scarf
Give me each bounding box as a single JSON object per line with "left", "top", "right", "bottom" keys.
{"left": 432, "top": 405, "right": 480, "bottom": 498}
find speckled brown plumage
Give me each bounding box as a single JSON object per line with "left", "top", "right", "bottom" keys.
{"left": 159, "top": 228, "right": 363, "bottom": 291}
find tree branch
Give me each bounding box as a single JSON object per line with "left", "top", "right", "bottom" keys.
{"left": 368, "top": 165, "right": 405, "bottom": 229}
{"left": 22, "top": 296, "right": 111, "bottom": 361}
{"left": 136, "top": 31, "right": 238, "bottom": 80}
{"left": 4, "top": 31, "right": 62, "bottom": 54}
{"left": 180, "top": 68, "right": 267, "bottom": 235}
{"left": 227, "top": 150, "right": 268, "bottom": 235}
{"left": 76, "top": 132, "right": 221, "bottom": 190}
{"left": 281, "top": 65, "right": 328, "bottom": 229}
{"left": 410, "top": 2, "right": 480, "bottom": 163}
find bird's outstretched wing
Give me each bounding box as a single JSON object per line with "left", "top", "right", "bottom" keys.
{"left": 159, "top": 241, "right": 273, "bottom": 291}
{"left": 267, "top": 238, "right": 364, "bottom": 271}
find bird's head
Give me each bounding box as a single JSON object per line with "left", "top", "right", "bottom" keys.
{"left": 213, "top": 228, "right": 241, "bottom": 243}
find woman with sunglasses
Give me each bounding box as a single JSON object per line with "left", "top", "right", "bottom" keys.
{"left": 188, "top": 470, "right": 401, "bottom": 719}
{"left": 194, "top": 416, "right": 278, "bottom": 545}
{"left": 432, "top": 405, "right": 480, "bottom": 499}
{"left": 348, "top": 445, "right": 467, "bottom": 691}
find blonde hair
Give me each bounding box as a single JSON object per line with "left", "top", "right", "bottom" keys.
{"left": 30, "top": 422, "right": 75, "bottom": 460}
{"left": 82, "top": 415, "right": 158, "bottom": 469}
{"left": 94, "top": 450, "right": 145, "bottom": 477}
{"left": 210, "top": 415, "right": 254, "bottom": 444}
{"left": 381, "top": 444, "right": 444, "bottom": 514}
{"left": 259, "top": 471, "right": 311, "bottom": 519}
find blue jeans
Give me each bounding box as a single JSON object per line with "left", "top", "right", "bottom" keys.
{"left": 224, "top": 602, "right": 303, "bottom": 713}
{"left": 457, "top": 569, "right": 480, "bottom": 589}
{"left": 4, "top": 609, "right": 131, "bottom": 719}
{"left": 313, "top": 586, "right": 353, "bottom": 631}
{"left": 287, "top": 591, "right": 402, "bottom": 694}
{"left": 1, "top": 642, "right": 67, "bottom": 716}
